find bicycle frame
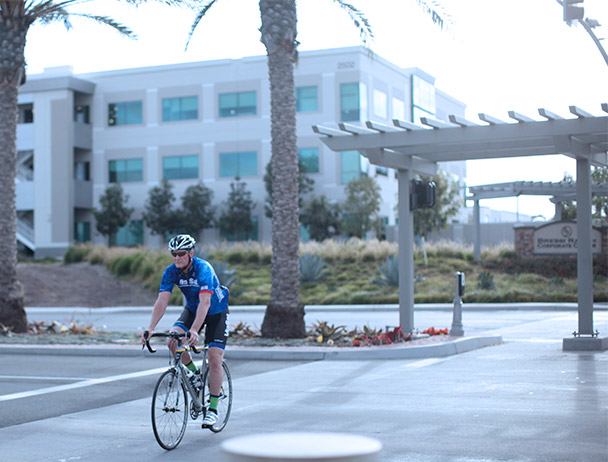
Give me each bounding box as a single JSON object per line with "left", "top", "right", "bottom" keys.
{"left": 145, "top": 332, "right": 205, "bottom": 413}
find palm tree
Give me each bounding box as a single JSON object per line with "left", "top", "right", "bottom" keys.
{"left": 189, "top": 0, "right": 449, "bottom": 338}
{"left": 0, "top": 0, "right": 182, "bottom": 332}
{"left": 189, "top": 0, "right": 372, "bottom": 338}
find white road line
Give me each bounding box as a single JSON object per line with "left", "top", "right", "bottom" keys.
{"left": 0, "top": 375, "right": 90, "bottom": 381}
{"left": 0, "top": 366, "right": 168, "bottom": 402}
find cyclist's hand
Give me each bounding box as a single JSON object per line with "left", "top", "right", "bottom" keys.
{"left": 187, "top": 330, "right": 199, "bottom": 346}
{"left": 141, "top": 329, "right": 152, "bottom": 345}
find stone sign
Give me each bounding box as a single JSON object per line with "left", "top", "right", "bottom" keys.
{"left": 533, "top": 221, "right": 602, "bottom": 255}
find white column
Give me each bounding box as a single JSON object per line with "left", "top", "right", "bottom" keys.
{"left": 576, "top": 156, "right": 594, "bottom": 335}
{"left": 398, "top": 169, "right": 414, "bottom": 334}
{"left": 473, "top": 199, "right": 481, "bottom": 260}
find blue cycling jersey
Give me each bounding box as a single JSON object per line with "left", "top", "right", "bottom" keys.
{"left": 159, "top": 257, "right": 228, "bottom": 315}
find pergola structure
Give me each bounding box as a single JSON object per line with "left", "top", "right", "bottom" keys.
{"left": 313, "top": 105, "right": 608, "bottom": 350}
{"left": 467, "top": 180, "right": 608, "bottom": 260}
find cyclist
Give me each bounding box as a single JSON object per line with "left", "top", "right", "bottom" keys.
{"left": 141, "top": 234, "right": 229, "bottom": 429}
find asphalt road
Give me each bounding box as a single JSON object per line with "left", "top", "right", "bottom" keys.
{"left": 1, "top": 310, "right": 606, "bottom": 462}
{"left": 0, "top": 354, "right": 312, "bottom": 428}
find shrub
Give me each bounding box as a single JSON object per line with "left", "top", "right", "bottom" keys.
{"left": 374, "top": 255, "right": 399, "bottom": 287}
{"left": 477, "top": 271, "right": 496, "bottom": 290}
{"left": 110, "top": 255, "right": 133, "bottom": 277}
{"left": 299, "top": 253, "right": 327, "bottom": 282}
{"left": 64, "top": 245, "right": 91, "bottom": 263}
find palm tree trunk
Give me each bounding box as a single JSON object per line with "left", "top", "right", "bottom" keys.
{"left": 259, "top": 0, "right": 305, "bottom": 338}
{"left": 0, "top": 20, "right": 28, "bottom": 333}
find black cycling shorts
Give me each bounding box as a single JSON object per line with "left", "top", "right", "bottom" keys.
{"left": 173, "top": 308, "right": 229, "bottom": 350}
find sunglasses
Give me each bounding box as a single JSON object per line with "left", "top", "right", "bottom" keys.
{"left": 171, "top": 250, "right": 189, "bottom": 257}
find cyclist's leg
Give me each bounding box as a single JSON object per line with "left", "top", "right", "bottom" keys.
{"left": 204, "top": 309, "right": 229, "bottom": 395}
{"left": 207, "top": 347, "right": 225, "bottom": 395}
{"left": 171, "top": 307, "right": 196, "bottom": 366}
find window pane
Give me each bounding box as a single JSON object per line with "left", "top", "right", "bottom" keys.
{"left": 163, "top": 155, "right": 198, "bottom": 180}
{"left": 113, "top": 220, "right": 143, "bottom": 247}
{"left": 219, "top": 152, "right": 238, "bottom": 177}
{"left": 341, "top": 150, "right": 362, "bottom": 184}
{"left": 219, "top": 91, "right": 256, "bottom": 117}
{"left": 298, "top": 148, "right": 319, "bottom": 173}
{"left": 412, "top": 75, "right": 436, "bottom": 121}
{"left": 296, "top": 86, "right": 318, "bottom": 112}
{"left": 108, "top": 101, "right": 142, "bottom": 126}
{"left": 373, "top": 89, "right": 387, "bottom": 119}
{"left": 74, "top": 222, "right": 91, "bottom": 243}
{"left": 392, "top": 97, "right": 405, "bottom": 120}
{"left": 239, "top": 151, "right": 257, "bottom": 176}
{"left": 162, "top": 96, "right": 198, "bottom": 122}
{"left": 219, "top": 151, "right": 257, "bottom": 178}
{"left": 109, "top": 158, "right": 143, "bottom": 183}
{"left": 340, "top": 83, "right": 360, "bottom": 122}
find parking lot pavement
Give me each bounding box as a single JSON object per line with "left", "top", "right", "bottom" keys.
{"left": 0, "top": 312, "right": 606, "bottom": 462}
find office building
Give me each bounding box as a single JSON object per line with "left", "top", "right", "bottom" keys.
{"left": 17, "top": 46, "right": 466, "bottom": 258}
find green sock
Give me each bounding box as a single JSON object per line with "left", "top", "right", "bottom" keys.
{"left": 185, "top": 361, "right": 198, "bottom": 373}
{"left": 209, "top": 395, "right": 219, "bottom": 412}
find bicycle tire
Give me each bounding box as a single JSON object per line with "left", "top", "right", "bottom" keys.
{"left": 202, "top": 362, "right": 233, "bottom": 432}
{"left": 151, "top": 369, "right": 189, "bottom": 450}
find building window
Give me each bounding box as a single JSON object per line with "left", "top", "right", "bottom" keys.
{"left": 74, "top": 161, "right": 90, "bottom": 181}
{"left": 74, "top": 222, "right": 91, "bottom": 243}
{"left": 18, "top": 104, "right": 34, "bottom": 124}
{"left": 296, "top": 86, "right": 318, "bottom": 112}
{"left": 109, "top": 158, "right": 143, "bottom": 183}
{"left": 341, "top": 150, "right": 369, "bottom": 184}
{"left": 392, "top": 97, "right": 405, "bottom": 121}
{"left": 74, "top": 105, "right": 90, "bottom": 123}
{"left": 298, "top": 148, "right": 319, "bottom": 174}
{"left": 340, "top": 82, "right": 367, "bottom": 121}
{"left": 163, "top": 155, "right": 199, "bottom": 180}
{"left": 111, "top": 220, "right": 143, "bottom": 247}
{"left": 162, "top": 96, "right": 198, "bottom": 122}
{"left": 220, "top": 216, "right": 258, "bottom": 242}
{"left": 373, "top": 89, "right": 388, "bottom": 119}
{"left": 219, "top": 151, "right": 257, "bottom": 178}
{"left": 219, "top": 91, "right": 256, "bottom": 117}
{"left": 411, "top": 75, "right": 435, "bottom": 122}
{"left": 376, "top": 166, "right": 388, "bottom": 176}
{"left": 108, "top": 101, "right": 143, "bottom": 126}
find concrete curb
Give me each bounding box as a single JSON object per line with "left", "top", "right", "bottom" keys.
{"left": 25, "top": 303, "right": 608, "bottom": 314}
{"left": 0, "top": 335, "right": 503, "bottom": 360}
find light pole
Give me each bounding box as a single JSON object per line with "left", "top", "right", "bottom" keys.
{"left": 557, "top": 0, "right": 608, "bottom": 66}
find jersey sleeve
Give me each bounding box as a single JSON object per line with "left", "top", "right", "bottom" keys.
{"left": 196, "top": 260, "right": 215, "bottom": 294}
{"left": 158, "top": 266, "right": 176, "bottom": 293}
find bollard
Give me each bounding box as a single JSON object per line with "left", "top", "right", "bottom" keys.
{"left": 450, "top": 271, "right": 465, "bottom": 337}
{"left": 221, "top": 432, "right": 382, "bottom": 462}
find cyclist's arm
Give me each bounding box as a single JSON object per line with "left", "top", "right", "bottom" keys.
{"left": 188, "top": 292, "right": 211, "bottom": 345}
{"left": 142, "top": 291, "right": 172, "bottom": 342}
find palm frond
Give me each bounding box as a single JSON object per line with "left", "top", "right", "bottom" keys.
{"left": 332, "top": 0, "right": 374, "bottom": 48}
{"left": 414, "top": 0, "right": 453, "bottom": 31}
{"left": 186, "top": 0, "right": 218, "bottom": 50}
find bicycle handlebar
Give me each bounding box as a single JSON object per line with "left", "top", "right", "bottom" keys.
{"left": 142, "top": 330, "right": 201, "bottom": 354}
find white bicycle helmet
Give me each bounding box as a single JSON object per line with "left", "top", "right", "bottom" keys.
{"left": 168, "top": 234, "right": 196, "bottom": 251}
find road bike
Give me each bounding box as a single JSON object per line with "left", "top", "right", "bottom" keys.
{"left": 143, "top": 331, "right": 233, "bottom": 450}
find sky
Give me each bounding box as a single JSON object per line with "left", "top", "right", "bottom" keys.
{"left": 23, "top": 0, "right": 608, "bottom": 220}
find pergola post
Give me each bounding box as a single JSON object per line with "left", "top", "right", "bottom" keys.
{"left": 473, "top": 200, "right": 481, "bottom": 260}
{"left": 397, "top": 168, "right": 415, "bottom": 334}
{"left": 575, "top": 156, "right": 594, "bottom": 335}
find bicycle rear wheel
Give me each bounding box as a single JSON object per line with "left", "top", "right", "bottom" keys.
{"left": 202, "top": 362, "right": 233, "bottom": 432}
{"left": 151, "top": 369, "right": 188, "bottom": 450}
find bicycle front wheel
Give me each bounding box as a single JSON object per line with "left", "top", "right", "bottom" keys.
{"left": 202, "top": 362, "right": 233, "bottom": 432}
{"left": 151, "top": 369, "right": 188, "bottom": 450}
